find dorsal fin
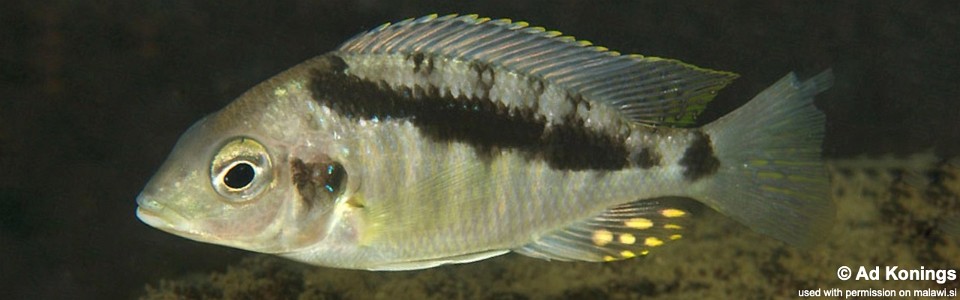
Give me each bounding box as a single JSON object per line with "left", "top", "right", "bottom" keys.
{"left": 513, "top": 197, "right": 700, "bottom": 262}
{"left": 337, "top": 14, "right": 738, "bottom": 127}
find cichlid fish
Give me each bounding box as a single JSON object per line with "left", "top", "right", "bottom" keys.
{"left": 136, "top": 14, "right": 835, "bottom": 270}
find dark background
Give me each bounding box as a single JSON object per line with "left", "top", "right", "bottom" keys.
{"left": 2, "top": 1, "right": 958, "bottom": 299}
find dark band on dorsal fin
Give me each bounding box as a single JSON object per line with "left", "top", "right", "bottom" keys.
{"left": 307, "top": 55, "right": 630, "bottom": 171}
{"left": 337, "top": 14, "right": 739, "bottom": 127}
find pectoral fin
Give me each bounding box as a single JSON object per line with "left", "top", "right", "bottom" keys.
{"left": 367, "top": 250, "right": 509, "bottom": 271}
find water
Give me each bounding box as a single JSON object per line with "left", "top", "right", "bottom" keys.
{"left": 2, "top": 1, "right": 958, "bottom": 299}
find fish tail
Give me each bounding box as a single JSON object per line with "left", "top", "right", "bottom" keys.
{"left": 699, "top": 70, "right": 835, "bottom": 247}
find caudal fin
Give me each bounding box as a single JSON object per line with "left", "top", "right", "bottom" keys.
{"left": 700, "top": 70, "right": 835, "bottom": 247}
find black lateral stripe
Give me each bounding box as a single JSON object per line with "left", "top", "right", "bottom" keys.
{"left": 679, "top": 130, "right": 720, "bottom": 181}
{"left": 307, "top": 54, "right": 630, "bottom": 171}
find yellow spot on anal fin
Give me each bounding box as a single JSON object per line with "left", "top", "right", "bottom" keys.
{"left": 644, "top": 237, "right": 664, "bottom": 247}
{"left": 664, "top": 224, "right": 683, "bottom": 230}
{"left": 641, "top": 250, "right": 650, "bottom": 256}
{"left": 661, "top": 209, "right": 686, "bottom": 218}
{"left": 620, "top": 250, "right": 636, "bottom": 258}
{"left": 592, "top": 229, "right": 613, "bottom": 246}
{"left": 670, "top": 234, "right": 682, "bottom": 240}
{"left": 619, "top": 233, "right": 636, "bottom": 245}
{"left": 625, "top": 218, "right": 653, "bottom": 229}
{"left": 603, "top": 255, "right": 616, "bottom": 262}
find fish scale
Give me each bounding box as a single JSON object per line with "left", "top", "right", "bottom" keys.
{"left": 136, "top": 14, "right": 835, "bottom": 270}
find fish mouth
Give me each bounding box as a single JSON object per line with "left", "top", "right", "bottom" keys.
{"left": 135, "top": 194, "right": 209, "bottom": 240}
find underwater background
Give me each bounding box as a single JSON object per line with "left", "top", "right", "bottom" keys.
{"left": 2, "top": 0, "right": 958, "bottom": 299}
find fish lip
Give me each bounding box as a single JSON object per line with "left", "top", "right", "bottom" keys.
{"left": 136, "top": 192, "right": 164, "bottom": 212}
{"left": 136, "top": 207, "right": 172, "bottom": 229}
{"left": 135, "top": 192, "right": 175, "bottom": 227}
{"left": 135, "top": 203, "right": 171, "bottom": 226}
{"left": 136, "top": 207, "right": 211, "bottom": 241}
{"left": 135, "top": 194, "right": 208, "bottom": 240}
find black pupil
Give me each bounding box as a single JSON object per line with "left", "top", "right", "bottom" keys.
{"left": 224, "top": 162, "right": 255, "bottom": 189}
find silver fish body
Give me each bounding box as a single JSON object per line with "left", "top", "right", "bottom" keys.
{"left": 136, "top": 14, "right": 835, "bottom": 270}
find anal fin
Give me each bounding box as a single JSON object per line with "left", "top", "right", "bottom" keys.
{"left": 514, "top": 197, "right": 700, "bottom": 262}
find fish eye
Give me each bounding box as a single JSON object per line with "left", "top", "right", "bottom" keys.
{"left": 223, "top": 161, "right": 255, "bottom": 189}
{"left": 211, "top": 137, "right": 272, "bottom": 201}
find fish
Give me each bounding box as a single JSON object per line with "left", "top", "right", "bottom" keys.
{"left": 136, "top": 14, "right": 836, "bottom": 271}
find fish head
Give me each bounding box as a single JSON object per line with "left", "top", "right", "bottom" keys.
{"left": 136, "top": 100, "right": 345, "bottom": 254}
